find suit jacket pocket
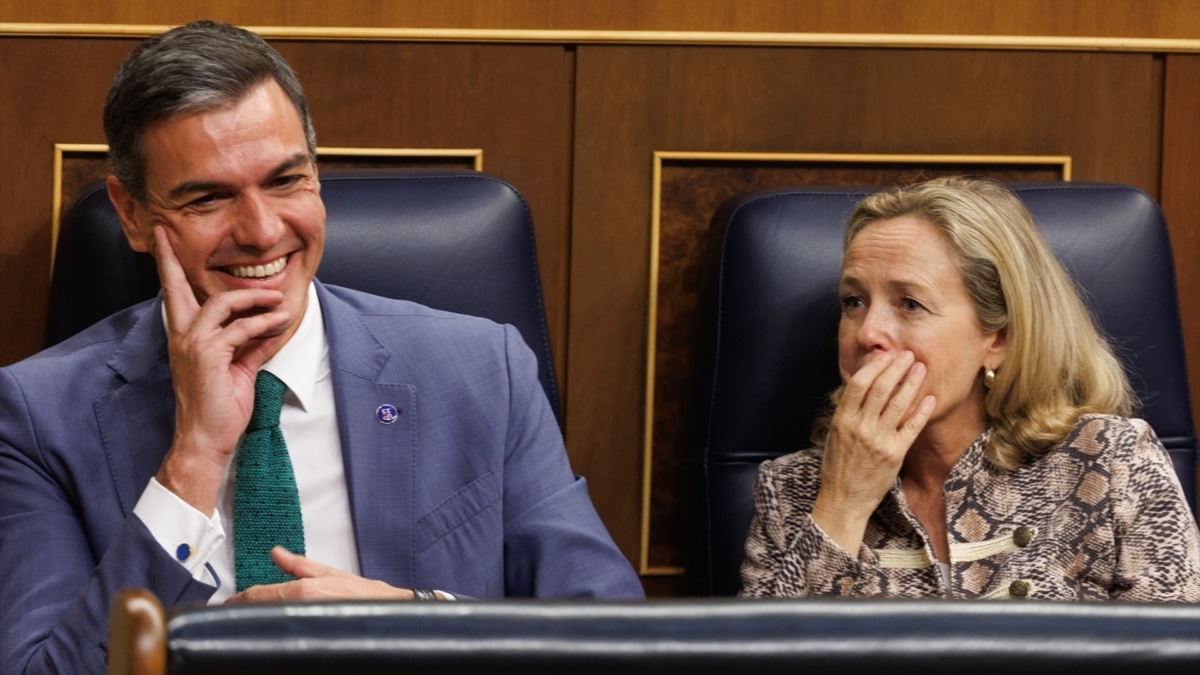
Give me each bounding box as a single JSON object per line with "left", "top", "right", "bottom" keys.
{"left": 414, "top": 471, "right": 501, "bottom": 554}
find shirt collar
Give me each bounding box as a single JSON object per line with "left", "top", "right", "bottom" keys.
{"left": 260, "top": 282, "right": 328, "bottom": 412}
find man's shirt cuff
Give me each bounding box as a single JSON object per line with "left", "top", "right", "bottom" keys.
{"left": 133, "top": 477, "right": 226, "bottom": 586}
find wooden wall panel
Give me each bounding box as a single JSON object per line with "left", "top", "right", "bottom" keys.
{"left": 0, "top": 37, "right": 122, "bottom": 366}
{"left": 569, "top": 46, "right": 1168, "bottom": 594}
{"left": 1160, "top": 54, "right": 1200, "bottom": 496}
{"left": 0, "top": 39, "right": 575, "bottom": 397}
{"left": 3, "top": 0, "right": 1198, "bottom": 39}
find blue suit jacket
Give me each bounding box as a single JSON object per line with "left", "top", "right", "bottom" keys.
{"left": 0, "top": 281, "right": 643, "bottom": 674}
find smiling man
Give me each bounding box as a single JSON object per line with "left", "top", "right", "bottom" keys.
{"left": 0, "top": 21, "right": 642, "bottom": 675}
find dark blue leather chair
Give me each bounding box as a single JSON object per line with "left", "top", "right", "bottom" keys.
{"left": 47, "top": 169, "right": 560, "bottom": 419}
{"left": 697, "top": 182, "right": 1198, "bottom": 596}
{"left": 109, "top": 589, "right": 1200, "bottom": 675}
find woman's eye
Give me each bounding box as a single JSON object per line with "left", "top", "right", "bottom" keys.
{"left": 841, "top": 295, "right": 864, "bottom": 310}
{"left": 902, "top": 298, "right": 924, "bottom": 312}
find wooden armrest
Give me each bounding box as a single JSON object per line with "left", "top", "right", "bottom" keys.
{"left": 108, "top": 588, "right": 166, "bottom": 675}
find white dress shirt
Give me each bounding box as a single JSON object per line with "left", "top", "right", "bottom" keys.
{"left": 134, "top": 283, "right": 360, "bottom": 603}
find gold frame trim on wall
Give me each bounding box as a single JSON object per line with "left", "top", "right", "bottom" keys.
{"left": 3, "top": 23, "right": 1198, "bottom": 53}
{"left": 640, "top": 150, "right": 1072, "bottom": 576}
{"left": 51, "top": 143, "right": 109, "bottom": 273}
{"left": 50, "top": 144, "right": 484, "bottom": 275}
{"left": 318, "top": 146, "right": 484, "bottom": 171}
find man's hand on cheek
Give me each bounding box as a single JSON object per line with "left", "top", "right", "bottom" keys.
{"left": 152, "top": 226, "right": 291, "bottom": 514}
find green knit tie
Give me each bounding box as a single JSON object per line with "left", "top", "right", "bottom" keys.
{"left": 234, "top": 370, "right": 306, "bottom": 591}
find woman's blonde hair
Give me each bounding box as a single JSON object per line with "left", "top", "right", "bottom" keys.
{"left": 812, "top": 176, "right": 1135, "bottom": 469}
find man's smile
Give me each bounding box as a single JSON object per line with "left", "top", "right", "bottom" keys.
{"left": 223, "top": 254, "right": 288, "bottom": 279}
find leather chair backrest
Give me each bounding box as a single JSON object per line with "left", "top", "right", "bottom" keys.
{"left": 698, "top": 182, "right": 1197, "bottom": 596}
{"left": 47, "top": 169, "right": 560, "bottom": 419}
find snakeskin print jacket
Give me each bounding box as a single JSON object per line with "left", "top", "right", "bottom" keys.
{"left": 739, "top": 415, "right": 1200, "bottom": 601}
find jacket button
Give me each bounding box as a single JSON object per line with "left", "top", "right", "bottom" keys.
{"left": 1009, "top": 580, "right": 1031, "bottom": 598}
{"left": 1012, "top": 526, "right": 1035, "bottom": 548}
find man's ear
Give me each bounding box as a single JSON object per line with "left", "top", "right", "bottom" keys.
{"left": 106, "top": 175, "right": 152, "bottom": 253}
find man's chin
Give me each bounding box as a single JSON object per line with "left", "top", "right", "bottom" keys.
{"left": 258, "top": 322, "right": 290, "bottom": 339}
{"left": 235, "top": 329, "right": 290, "bottom": 362}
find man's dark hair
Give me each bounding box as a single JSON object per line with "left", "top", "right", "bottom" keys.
{"left": 103, "top": 20, "right": 317, "bottom": 203}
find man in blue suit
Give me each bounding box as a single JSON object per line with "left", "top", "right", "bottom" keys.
{"left": 0, "top": 20, "right": 643, "bottom": 675}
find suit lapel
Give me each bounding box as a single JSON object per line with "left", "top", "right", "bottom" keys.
{"left": 95, "top": 300, "right": 175, "bottom": 515}
{"left": 318, "top": 283, "right": 418, "bottom": 586}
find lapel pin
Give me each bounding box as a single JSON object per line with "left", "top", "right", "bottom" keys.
{"left": 376, "top": 404, "right": 400, "bottom": 424}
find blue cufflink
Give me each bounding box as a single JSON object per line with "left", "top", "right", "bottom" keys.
{"left": 176, "top": 543, "right": 192, "bottom": 562}
{"left": 377, "top": 404, "right": 400, "bottom": 424}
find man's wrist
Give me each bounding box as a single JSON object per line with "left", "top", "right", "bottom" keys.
{"left": 411, "top": 588, "right": 437, "bottom": 601}
{"left": 155, "top": 444, "right": 230, "bottom": 515}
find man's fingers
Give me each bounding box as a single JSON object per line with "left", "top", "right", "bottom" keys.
{"left": 183, "top": 290, "right": 289, "bottom": 356}
{"left": 153, "top": 227, "right": 201, "bottom": 329}
{"left": 172, "top": 304, "right": 289, "bottom": 382}
{"left": 191, "top": 288, "right": 286, "bottom": 329}
{"left": 270, "top": 546, "right": 342, "bottom": 579}
{"left": 223, "top": 585, "right": 275, "bottom": 604}
{"left": 223, "top": 549, "right": 344, "bottom": 604}
{"left": 223, "top": 550, "right": 414, "bottom": 604}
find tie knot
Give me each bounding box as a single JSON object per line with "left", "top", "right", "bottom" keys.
{"left": 247, "top": 370, "right": 287, "bottom": 431}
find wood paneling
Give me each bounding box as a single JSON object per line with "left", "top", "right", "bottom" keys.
{"left": 0, "top": 37, "right": 119, "bottom": 366}
{"left": 1160, "top": 54, "right": 1200, "bottom": 507}
{"left": 569, "top": 45, "right": 1167, "bottom": 591}
{"left": 2, "top": 0, "right": 1198, "bottom": 39}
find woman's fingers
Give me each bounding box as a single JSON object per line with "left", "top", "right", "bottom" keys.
{"left": 860, "top": 350, "right": 915, "bottom": 419}
{"left": 826, "top": 351, "right": 930, "bottom": 479}
{"left": 882, "top": 359, "right": 928, "bottom": 427}
{"left": 839, "top": 350, "right": 925, "bottom": 428}
{"left": 840, "top": 350, "right": 895, "bottom": 409}
{"left": 900, "top": 395, "right": 937, "bottom": 442}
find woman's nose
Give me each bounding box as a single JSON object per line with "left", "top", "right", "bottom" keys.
{"left": 857, "top": 306, "right": 894, "bottom": 352}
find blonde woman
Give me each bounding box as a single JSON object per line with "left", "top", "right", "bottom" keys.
{"left": 740, "top": 176, "right": 1200, "bottom": 600}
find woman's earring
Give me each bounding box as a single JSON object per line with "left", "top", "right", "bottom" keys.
{"left": 984, "top": 368, "right": 996, "bottom": 390}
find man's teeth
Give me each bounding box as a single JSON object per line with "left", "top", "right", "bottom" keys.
{"left": 228, "top": 257, "right": 287, "bottom": 279}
